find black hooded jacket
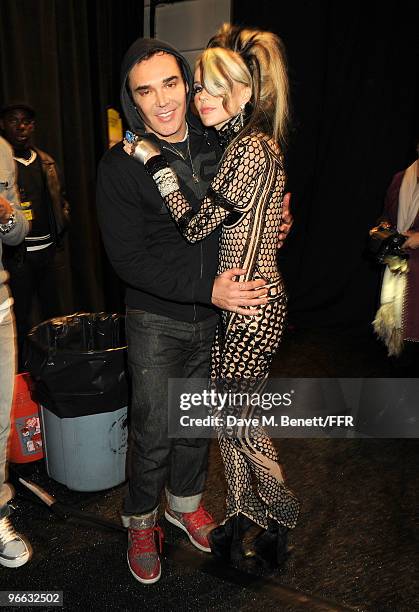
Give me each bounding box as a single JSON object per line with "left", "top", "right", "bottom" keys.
{"left": 96, "top": 38, "right": 221, "bottom": 321}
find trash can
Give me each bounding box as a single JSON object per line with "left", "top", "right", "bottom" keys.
{"left": 24, "top": 312, "right": 128, "bottom": 492}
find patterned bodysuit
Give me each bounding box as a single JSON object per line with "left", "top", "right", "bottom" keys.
{"left": 150, "top": 120, "right": 299, "bottom": 530}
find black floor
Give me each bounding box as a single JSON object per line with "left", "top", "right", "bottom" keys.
{"left": 2, "top": 326, "right": 418, "bottom": 612}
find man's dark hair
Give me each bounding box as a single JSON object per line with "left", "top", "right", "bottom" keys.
{"left": 127, "top": 49, "right": 187, "bottom": 100}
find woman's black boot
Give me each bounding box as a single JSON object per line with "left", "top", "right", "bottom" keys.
{"left": 208, "top": 513, "right": 254, "bottom": 563}
{"left": 253, "top": 519, "right": 289, "bottom": 569}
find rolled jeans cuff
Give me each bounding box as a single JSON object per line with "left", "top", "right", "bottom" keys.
{"left": 120, "top": 505, "right": 159, "bottom": 528}
{"left": 166, "top": 488, "right": 202, "bottom": 513}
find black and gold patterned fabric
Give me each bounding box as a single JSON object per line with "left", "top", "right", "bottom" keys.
{"left": 151, "top": 122, "right": 299, "bottom": 530}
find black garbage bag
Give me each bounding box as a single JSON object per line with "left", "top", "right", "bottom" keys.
{"left": 24, "top": 312, "right": 128, "bottom": 418}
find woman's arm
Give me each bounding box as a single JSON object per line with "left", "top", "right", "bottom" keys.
{"left": 147, "top": 153, "right": 232, "bottom": 242}
{"left": 127, "top": 135, "right": 265, "bottom": 244}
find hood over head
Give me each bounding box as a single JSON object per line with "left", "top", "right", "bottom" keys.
{"left": 120, "top": 37, "right": 194, "bottom": 135}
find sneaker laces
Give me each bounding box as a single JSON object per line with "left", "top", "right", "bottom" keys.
{"left": 186, "top": 506, "right": 214, "bottom": 529}
{"left": 129, "top": 525, "right": 164, "bottom": 555}
{"left": 0, "top": 517, "right": 18, "bottom": 545}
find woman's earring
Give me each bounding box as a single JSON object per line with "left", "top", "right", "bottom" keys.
{"left": 239, "top": 103, "right": 246, "bottom": 127}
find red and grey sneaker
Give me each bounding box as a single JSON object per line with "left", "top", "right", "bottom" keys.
{"left": 125, "top": 509, "right": 164, "bottom": 584}
{"left": 164, "top": 504, "right": 216, "bottom": 553}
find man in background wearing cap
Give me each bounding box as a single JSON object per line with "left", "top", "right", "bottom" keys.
{"left": 0, "top": 134, "right": 31, "bottom": 567}
{"left": 0, "top": 103, "right": 71, "bottom": 368}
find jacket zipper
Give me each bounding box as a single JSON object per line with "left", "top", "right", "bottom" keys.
{"left": 193, "top": 244, "right": 204, "bottom": 323}
{"left": 163, "top": 133, "right": 205, "bottom": 323}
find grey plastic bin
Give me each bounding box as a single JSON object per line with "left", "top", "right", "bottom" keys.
{"left": 40, "top": 405, "right": 127, "bottom": 492}
{"left": 25, "top": 313, "right": 129, "bottom": 492}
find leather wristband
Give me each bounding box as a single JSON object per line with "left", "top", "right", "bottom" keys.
{"left": 145, "top": 155, "right": 170, "bottom": 177}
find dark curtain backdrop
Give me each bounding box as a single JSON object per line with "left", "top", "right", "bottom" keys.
{"left": 234, "top": 0, "right": 418, "bottom": 330}
{"left": 0, "top": 0, "right": 143, "bottom": 314}
{"left": 1, "top": 1, "right": 417, "bottom": 328}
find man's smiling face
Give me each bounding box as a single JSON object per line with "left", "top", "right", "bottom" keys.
{"left": 128, "top": 51, "right": 188, "bottom": 143}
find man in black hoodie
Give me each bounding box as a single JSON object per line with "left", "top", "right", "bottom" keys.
{"left": 96, "top": 38, "right": 279, "bottom": 584}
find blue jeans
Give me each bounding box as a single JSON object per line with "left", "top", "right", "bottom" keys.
{"left": 123, "top": 310, "right": 218, "bottom": 516}
{"left": 0, "top": 304, "right": 16, "bottom": 508}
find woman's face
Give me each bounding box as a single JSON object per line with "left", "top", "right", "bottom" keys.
{"left": 193, "top": 68, "right": 250, "bottom": 131}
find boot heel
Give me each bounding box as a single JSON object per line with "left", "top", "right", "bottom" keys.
{"left": 253, "top": 520, "right": 289, "bottom": 569}
{"left": 208, "top": 524, "right": 231, "bottom": 560}
{"left": 208, "top": 514, "right": 254, "bottom": 563}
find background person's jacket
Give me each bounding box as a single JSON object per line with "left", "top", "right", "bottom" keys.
{"left": 35, "top": 147, "right": 70, "bottom": 243}
{"left": 2, "top": 146, "right": 70, "bottom": 267}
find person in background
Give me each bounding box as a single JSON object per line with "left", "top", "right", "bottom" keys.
{"left": 373, "top": 141, "right": 419, "bottom": 372}
{"left": 0, "top": 134, "right": 31, "bottom": 567}
{"left": 0, "top": 103, "right": 71, "bottom": 369}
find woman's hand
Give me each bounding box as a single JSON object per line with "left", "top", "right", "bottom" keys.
{"left": 277, "top": 192, "right": 293, "bottom": 248}
{"left": 402, "top": 230, "right": 419, "bottom": 250}
{"left": 123, "top": 131, "right": 161, "bottom": 164}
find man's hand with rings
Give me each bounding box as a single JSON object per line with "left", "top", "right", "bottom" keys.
{"left": 212, "top": 268, "right": 268, "bottom": 316}
{"left": 123, "top": 130, "right": 161, "bottom": 164}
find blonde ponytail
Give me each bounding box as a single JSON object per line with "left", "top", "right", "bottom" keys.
{"left": 205, "top": 23, "right": 290, "bottom": 145}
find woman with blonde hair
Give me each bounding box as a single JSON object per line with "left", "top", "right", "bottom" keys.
{"left": 124, "top": 23, "right": 299, "bottom": 568}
